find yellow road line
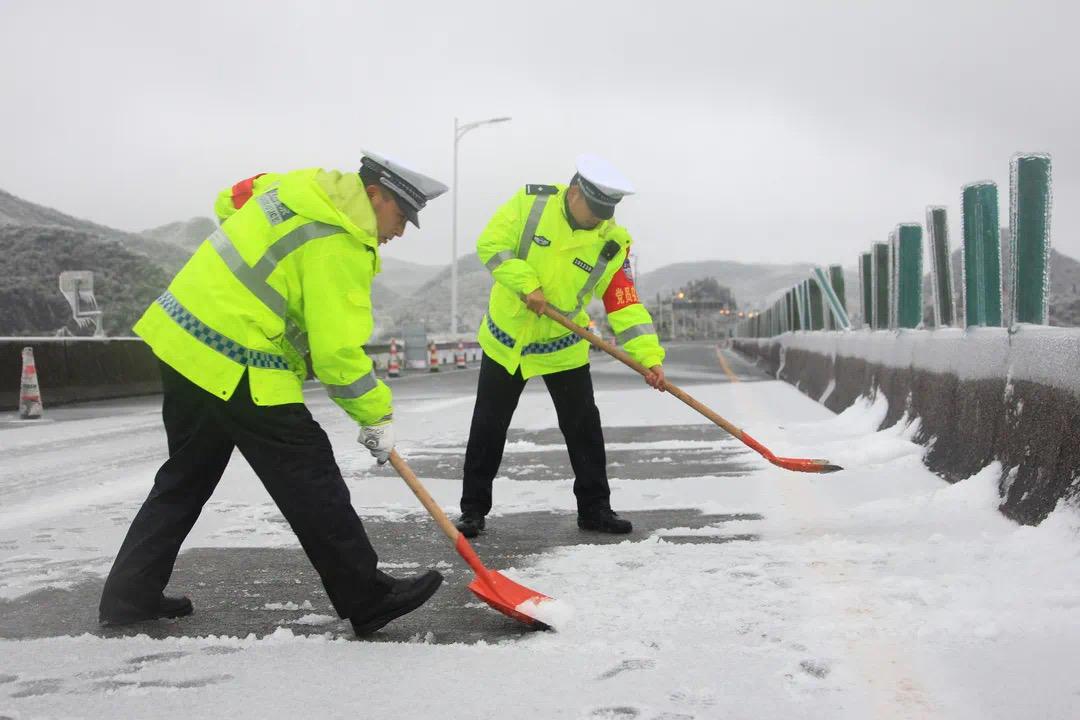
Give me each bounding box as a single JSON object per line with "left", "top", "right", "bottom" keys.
{"left": 714, "top": 346, "right": 740, "bottom": 383}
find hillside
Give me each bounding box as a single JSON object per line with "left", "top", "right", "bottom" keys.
{"left": 375, "top": 256, "right": 444, "bottom": 298}
{"left": 0, "top": 225, "right": 171, "bottom": 336}
{"left": 0, "top": 188, "right": 190, "bottom": 273}
{"left": 141, "top": 217, "right": 217, "bottom": 253}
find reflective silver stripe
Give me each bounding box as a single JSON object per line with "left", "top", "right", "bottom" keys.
{"left": 210, "top": 229, "right": 286, "bottom": 316}
{"left": 324, "top": 368, "right": 379, "bottom": 399}
{"left": 264, "top": 222, "right": 342, "bottom": 264}
{"left": 615, "top": 322, "right": 657, "bottom": 344}
{"left": 485, "top": 249, "right": 516, "bottom": 272}
{"left": 517, "top": 195, "right": 552, "bottom": 261}
{"left": 285, "top": 320, "right": 308, "bottom": 357}
{"left": 209, "top": 222, "right": 343, "bottom": 319}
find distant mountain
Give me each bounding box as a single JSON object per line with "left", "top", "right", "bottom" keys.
{"left": 141, "top": 217, "right": 217, "bottom": 253}
{"left": 0, "top": 188, "right": 191, "bottom": 273}
{"left": 635, "top": 260, "right": 819, "bottom": 309}
{"left": 0, "top": 225, "right": 171, "bottom": 336}
{"left": 374, "top": 253, "right": 493, "bottom": 337}
{"left": 376, "top": 256, "right": 444, "bottom": 298}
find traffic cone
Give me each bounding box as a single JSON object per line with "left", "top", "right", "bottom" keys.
{"left": 456, "top": 341, "right": 467, "bottom": 369}
{"left": 19, "top": 347, "right": 43, "bottom": 419}
{"left": 387, "top": 338, "right": 401, "bottom": 378}
{"left": 429, "top": 342, "right": 440, "bottom": 373}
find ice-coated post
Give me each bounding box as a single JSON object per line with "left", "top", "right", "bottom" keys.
{"left": 860, "top": 252, "right": 872, "bottom": 328}
{"left": 808, "top": 279, "right": 824, "bottom": 330}
{"left": 790, "top": 288, "right": 802, "bottom": 331}
{"left": 1010, "top": 154, "right": 1052, "bottom": 325}
{"left": 785, "top": 290, "right": 794, "bottom": 332}
{"left": 829, "top": 265, "right": 847, "bottom": 312}
{"left": 962, "top": 182, "right": 1002, "bottom": 326}
{"left": 888, "top": 231, "right": 899, "bottom": 330}
{"left": 926, "top": 206, "right": 955, "bottom": 327}
{"left": 871, "top": 242, "right": 890, "bottom": 329}
{"left": 896, "top": 224, "right": 923, "bottom": 328}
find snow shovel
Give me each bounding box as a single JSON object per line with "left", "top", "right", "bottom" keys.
{"left": 539, "top": 307, "right": 843, "bottom": 474}
{"left": 387, "top": 450, "right": 556, "bottom": 629}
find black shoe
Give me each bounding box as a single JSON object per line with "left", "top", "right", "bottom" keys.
{"left": 351, "top": 570, "right": 444, "bottom": 636}
{"left": 455, "top": 512, "right": 486, "bottom": 538}
{"left": 577, "top": 508, "right": 633, "bottom": 534}
{"left": 99, "top": 594, "right": 193, "bottom": 626}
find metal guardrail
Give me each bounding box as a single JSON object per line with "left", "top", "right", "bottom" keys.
{"left": 734, "top": 152, "right": 1053, "bottom": 338}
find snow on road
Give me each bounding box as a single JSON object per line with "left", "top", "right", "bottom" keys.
{"left": 2, "top": 355, "right": 1079, "bottom": 718}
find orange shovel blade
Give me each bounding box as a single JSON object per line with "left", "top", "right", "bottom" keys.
{"left": 456, "top": 534, "right": 554, "bottom": 630}
{"left": 467, "top": 571, "right": 554, "bottom": 630}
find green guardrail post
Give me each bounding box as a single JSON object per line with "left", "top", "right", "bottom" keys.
{"left": 784, "top": 291, "right": 793, "bottom": 332}
{"left": 926, "top": 206, "right": 955, "bottom": 327}
{"left": 896, "top": 223, "right": 923, "bottom": 328}
{"left": 962, "top": 181, "right": 1002, "bottom": 326}
{"left": 813, "top": 266, "right": 851, "bottom": 329}
{"left": 808, "top": 278, "right": 824, "bottom": 330}
{"left": 871, "top": 242, "right": 890, "bottom": 329}
{"left": 1010, "top": 153, "right": 1052, "bottom": 325}
{"left": 888, "top": 230, "right": 899, "bottom": 329}
{"left": 860, "top": 252, "right": 872, "bottom": 328}
{"left": 829, "top": 264, "right": 847, "bottom": 312}
{"left": 800, "top": 280, "right": 811, "bottom": 329}
{"left": 790, "top": 288, "right": 801, "bottom": 330}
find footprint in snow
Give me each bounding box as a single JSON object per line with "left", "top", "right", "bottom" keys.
{"left": 799, "top": 659, "right": 831, "bottom": 678}
{"left": 589, "top": 707, "right": 640, "bottom": 719}
{"left": 596, "top": 658, "right": 656, "bottom": 680}
{"left": 126, "top": 651, "right": 188, "bottom": 666}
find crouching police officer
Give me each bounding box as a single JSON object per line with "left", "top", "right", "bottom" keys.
{"left": 99, "top": 152, "right": 448, "bottom": 636}
{"left": 456, "top": 154, "right": 666, "bottom": 538}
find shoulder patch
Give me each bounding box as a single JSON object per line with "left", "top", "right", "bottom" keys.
{"left": 525, "top": 184, "right": 558, "bottom": 196}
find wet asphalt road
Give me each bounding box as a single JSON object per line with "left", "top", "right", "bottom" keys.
{"left": 0, "top": 342, "right": 770, "bottom": 643}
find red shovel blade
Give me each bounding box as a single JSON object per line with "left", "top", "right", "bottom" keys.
{"left": 770, "top": 456, "right": 844, "bottom": 474}
{"left": 456, "top": 535, "right": 554, "bottom": 630}
{"left": 741, "top": 431, "right": 844, "bottom": 474}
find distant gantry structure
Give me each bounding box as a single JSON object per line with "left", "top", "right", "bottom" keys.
{"left": 58, "top": 270, "right": 105, "bottom": 337}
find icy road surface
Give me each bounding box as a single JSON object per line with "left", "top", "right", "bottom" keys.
{"left": 1, "top": 342, "right": 1078, "bottom": 719}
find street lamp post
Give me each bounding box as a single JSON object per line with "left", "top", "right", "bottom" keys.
{"left": 452, "top": 115, "right": 511, "bottom": 336}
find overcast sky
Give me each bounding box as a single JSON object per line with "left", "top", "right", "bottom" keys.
{"left": 1, "top": 0, "right": 1076, "bottom": 274}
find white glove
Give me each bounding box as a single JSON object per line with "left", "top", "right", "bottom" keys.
{"left": 359, "top": 420, "right": 395, "bottom": 465}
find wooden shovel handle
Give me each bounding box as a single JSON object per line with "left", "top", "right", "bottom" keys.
{"left": 539, "top": 306, "right": 748, "bottom": 441}
{"left": 388, "top": 450, "right": 461, "bottom": 543}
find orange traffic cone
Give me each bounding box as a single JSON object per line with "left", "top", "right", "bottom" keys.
{"left": 429, "top": 342, "right": 440, "bottom": 373}
{"left": 19, "top": 347, "right": 43, "bottom": 419}
{"left": 387, "top": 338, "right": 401, "bottom": 378}
{"left": 456, "top": 341, "right": 467, "bottom": 369}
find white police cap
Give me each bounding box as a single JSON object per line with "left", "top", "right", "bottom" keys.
{"left": 360, "top": 150, "right": 449, "bottom": 228}
{"left": 574, "top": 153, "right": 635, "bottom": 219}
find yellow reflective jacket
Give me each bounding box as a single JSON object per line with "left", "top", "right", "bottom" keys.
{"left": 134, "top": 168, "right": 392, "bottom": 425}
{"left": 477, "top": 184, "right": 665, "bottom": 378}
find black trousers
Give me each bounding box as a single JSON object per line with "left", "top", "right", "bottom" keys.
{"left": 99, "top": 362, "right": 389, "bottom": 620}
{"left": 460, "top": 354, "right": 610, "bottom": 516}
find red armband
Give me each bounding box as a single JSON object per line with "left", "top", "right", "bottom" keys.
{"left": 603, "top": 261, "right": 641, "bottom": 313}
{"left": 231, "top": 173, "right": 267, "bottom": 209}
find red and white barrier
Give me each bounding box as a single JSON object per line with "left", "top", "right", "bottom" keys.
{"left": 20, "top": 347, "right": 43, "bottom": 419}
{"left": 387, "top": 338, "right": 401, "bottom": 378}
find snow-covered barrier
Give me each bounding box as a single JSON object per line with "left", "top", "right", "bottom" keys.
{"left": 1, "top": 338, "right": 484, "bottom": 410}
{"left": 733, "top": 327, "right": 1080, "bottom": 525}
{"left": 1, "top": 337, "right": 162, "bottom": 409}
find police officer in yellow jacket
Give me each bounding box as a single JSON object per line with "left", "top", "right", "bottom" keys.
{"left": 99, "top": 152, "right": 449, "bottom": 636}
{"left": 456, "top": 155, "right": 666, "bottom": 537}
